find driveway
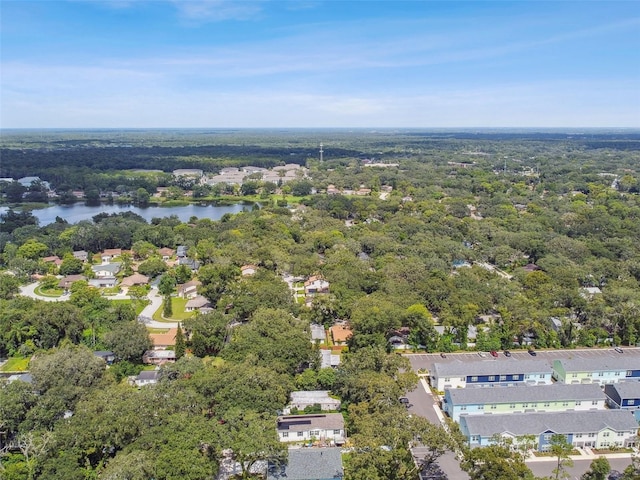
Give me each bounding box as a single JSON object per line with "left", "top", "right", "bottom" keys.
{"left": 19, "top": 282, "right": 64, "bottom": 302}
{"left": 137, "top": 287, "right": 180, "bottom": 328}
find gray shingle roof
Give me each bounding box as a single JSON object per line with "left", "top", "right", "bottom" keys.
{"left": 277, "top": 414, "right": 344, "bottom": 433}
{"left": 267, "top": 448, "right": 343, "bottom": 480}
{"left": 432, "top": 359, "right": 552, "bottom": 377}
{"left": 462, "top": 409, "right": 638, "bottom": 437}
{"left": 555, "top": 357, "right": 640, "bottom": 372}
{"left": 447, "top": 383, "right": 605, "bottom": 405}
{"left": 608, "top": 381, "right": 640, "bottom": 399}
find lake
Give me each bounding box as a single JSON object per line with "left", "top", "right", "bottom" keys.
{"left": 0, "top": 202, "right": 255, "bottom": 225}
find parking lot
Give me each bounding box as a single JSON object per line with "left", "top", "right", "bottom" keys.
{"left": 407, "top": 346, "right": 640, "bottom": 373}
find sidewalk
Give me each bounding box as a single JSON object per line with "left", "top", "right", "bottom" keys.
{"left": 525, "top": 446, "right": 638, "bottom": 463}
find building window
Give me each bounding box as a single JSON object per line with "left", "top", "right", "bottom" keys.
{"left": 471, "top": 435, "right": 480, "bottom": 442}
{"left": 490, "top": 404, "right": 497, "bottom": 410}
{"left": 586, "top": 373, "right": 592, "bottom": 377}
{"left": 627, "top": 400, "right": 635, "bottom": 406}
{"left": 282, "top": 432, "right": 288, "bottom": 438}
{"left": 478, "top": 405, "right": 484, "bottom": 410}
{"left": 562, "top": 402, "right": 569, "bottom": 407}
{"left": 499, "top": 375, "right": 506, "bottom": 381}
{"left": 513, "top": 375, "right": 519, "bottom": 380}
{"left": 539, "top": 374, "right": 545, "bottom": 379}
{"left": 572, "top": 373, "right": 578, "bottom": 378}
{"left": 592, "top": 401, "right": 598, "bottom": 405}
{"left": 334, "top": 429, "right": 341, "bottom": 434}
{"left": 531, "top": 403, "right": 538, "bottom": 408}
{"left": 444, "top": 377, "right": 450, "bottom": 382}
{"left": 618, "top": 432, "right": 624, "bottom": 437}
{"left": 598, "top": 372, "right": 604, "bottom": 377}
{"left": 603, "top": 432, "right": 610, "bottom": 437}
{"left": 627, "top": 371, "right": 632, "bottom": 376}
{"left": 523, "top": 403, "right": 529, "bottom": 408}
{"left": 488, "top": 376, "right": 495, "bottom": 381}
{"left": 615, "top": 372, "right": 620, "bottom": 376}
{"left": 575, "top": 434, "right": 582, "bottom": 438}
{"left": 509, "top": 404, "right": 516, "bottom": 409}
{"left": 461, "top": 406, "right": 467, "bottom": 411}
{"left": 588, "top": 433, "right": 596, "bottom": 438}
{"left": 544, "top": 402, "right": 551, "bottom": 407}
{"left": 298, "top": 432, "right": 304, "bottom": 437}
{"left": 471, "top": 376, "right": 478, "bottom": 382}
{"left": 310, "top": 430, "right": 320, "bottom": 436}
{"left": 543, "top": 434, "right": 551, "bottom": 441}
{"left": 575, "top": 401, "right": 581, "bottom": 406}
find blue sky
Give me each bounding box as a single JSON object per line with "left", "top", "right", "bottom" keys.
{"left": 1, "top": 1, "right": 639, "bottom": 128}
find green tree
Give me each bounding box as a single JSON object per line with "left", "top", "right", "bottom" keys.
{"left": 0, "top": 274, "right": 21, "bottom": 299}
{"left": 549, "top": 433, "right": 574, "bottom": 480}
{"left": 163, "top": 294, "right": 173, "bottom": 317}
{"left": 175, "top": 324, "right": 185, "bottom": 360}
{"left": 137, "top": 257, "right": 167, "bottom": 278}
{"left": 103, "top": 321, "right": 152, "bottom": 362}
{"left": 580, "top": 457, "right": 610, "bottom": 480}
{"left": 17, "top": 239, "right": 48, "bottom": 260}
{"left": 461, "top": 443, "right": 536, "bottom": 480}
{"left": 58, "top": 255, "right": 84, "bottom": 275}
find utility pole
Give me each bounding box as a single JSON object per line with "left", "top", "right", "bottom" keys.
{"left": 319, "top": 142, "right": 324, "bottom": 162}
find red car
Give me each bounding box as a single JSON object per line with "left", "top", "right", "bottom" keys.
{"left": 490, "top": 350, "right": 498, "bottom": 357}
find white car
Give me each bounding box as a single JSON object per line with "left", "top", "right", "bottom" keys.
{"left": 478, "top": 352, "right": 487, "bottom": 357}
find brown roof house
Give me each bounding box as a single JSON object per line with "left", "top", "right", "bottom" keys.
{"left": 120, "top": 273, "right": 150, "bottom": 288}
{"left": 330, "top": 323, "right": 352, "bottom": 346}
{"left": 43, "top": 255, "right": 63, "bottom": 266}
{"left": 101, "top": 248, "right": 122, "bottom": 263}
{"left": 177, "top": 279, "right": 201, "bottom": 299}
{"left": 159, "top": 247, "right": 175, "bottom": 261}
{"left": 58, "top": 274, "right": 86, "bottom": 290}
{"left": 304, "top": 275, "right": 330, "bottom": 295}
{"left": 240, "top": 264, "right": 258, "bottom": 276}
{"left": 150, "top": 328, "right": 178, "bottom": 349}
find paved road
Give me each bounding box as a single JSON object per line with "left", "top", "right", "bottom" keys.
{"left": 19, "top": 282, "right": 179, "bottom": 328}
{"left": 527, "top": 456, "right": 632, "bottom": 479}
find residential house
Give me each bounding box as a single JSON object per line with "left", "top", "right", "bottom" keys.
{"left": 92, "top": 263, "right": 121, "bottom": 278}
{"left": 58, "top": 274, "right": 86, "bottom": 290}
{"left": 178, "top": 257, "right": 200, "bottom": 271}
{"left": 581, "top": 287, "right": 602, "bottom": 298}
{"left": 241, "top": 264, "right": 258, "bottom": 276}
{"left": 460, "top": 409, "right": 639, "bottom": 451}
{"left": 185, "top": 295, "right": 211, "bottom": 312}
{"left": 310, "top": 324, "right": 326, "bottom": 343}
{"left": 101, "top": 248, "right": 122, "bottom": 263}
{"left": 320, "top": 350, "right": 341, "bottom": 369}
{"left": 89, "top": 277, "right": 117, "bottom": 288}
{"left": 276, "top": 413, "right": 345, "bottom": 445}
{"left": 286, "top": 391, "right": 341, "bottom": 413}
{"left": 42, "top": 255, "right": 62, "bottom": 266}
{"left": 443, "top": 383, "right": 606, "bottom": 422}
{"left": 430, "top": 359, "right": 554, "bottom": 390}
{"left": 159, "top": 247, "right": 175, "bottom": 261}
{"left": 552, "top": 357, "right": 640, "bottom": 385}
{"left": 267, "top": 447, "right": 343, "bottom": 480}
{"left": 93, "top": 351, "right": 116, "bottom": 364}
{"left": 304, "top": 275, "right": 330, "bottom": 295}
{"left": 120, "top": 273, "right": 150, "bottom": 288}
{"left": 142, "top": 350, "right": 176, "bottom": 365}
{"left": 177, "top": 279, "right": 201, "bottom": 299}
{"left": 176, "top": 246, "right": 188, "bottom": 258}
{"left": 72, "top": 250, "right": 88, "bottom": 262}
{"left": 604, "top": 382, "right": 640, "bottom": 422}
{"left": 132, "top": 370, "right": 160, "bottom": 387}
{"left": 150, "top": 328, "right": 178, "bottom": 349}
{"left": 330, "top": 324, "right": 352, "bottom": 346}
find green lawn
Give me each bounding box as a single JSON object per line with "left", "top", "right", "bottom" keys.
{"left": 110, "top": 299, "right": 147, "bottom": 315}
{"left": 1, "top": 357, "right": 30, "bottom": 372}
{"left": 152, "top": 296, "right": 195, "bottom": 321}
{"left": 35, "top": 285, "right": 63, "bottom": 297}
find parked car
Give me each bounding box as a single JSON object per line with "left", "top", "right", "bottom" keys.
{"left": 440, "top": 352, "right": 447, "bottom": 358}
{"left": 478, "top": 352, "right": 487, "bottom": 357}
{"left": 490, "top": 350, "right": 498, "bottom": 358}
{"left": 614, "top": 346, "right": 624, "bottom": 353}
{"left": 399, "top": 397, "right": 409, "bottom": 405}
{"left": 503, "top": 350, "right": 511, "bottom": 357}
{"left": 528, "top": 349, "right": 537, "bottom": 356}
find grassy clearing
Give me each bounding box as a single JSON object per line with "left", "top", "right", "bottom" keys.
{"left": 110, "top": 299, "right": 147, "bottom": 315}
{"left": 35, "top": 285, "right": 63, "bottom": 297}
{"left": 1, "top": 357, "right": 30, "bottom": 372}
{"left": 152, "top": 296, "right": 195, "bottom": 321}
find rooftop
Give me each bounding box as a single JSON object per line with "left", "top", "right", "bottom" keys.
{"left": 267, "top": 447, "right": 343, "bottom": 480}
{"left": 447, "top": 383, "right": 605, "bottom": 405}
{"left": 554, "top": 356, "right": 640, "bottom": 372}
{"left": 432, "top": 359, "right": 553, "bottom": 377}
{"left": 606, "top": 381, "right": 640, "bottom": 398}
{"left": 462, "top": 409, "right": 638, "bottom": 437}
{"left": 277, "top": 413, "right": 344, "bottom": 433}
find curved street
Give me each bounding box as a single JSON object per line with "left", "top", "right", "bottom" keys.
{"left": 18, "top": 282, "right": 180, "bottom": 328}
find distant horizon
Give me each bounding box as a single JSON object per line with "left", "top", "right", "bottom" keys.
{"left": 2, "top": 1, "right": 638, "bottom": 129}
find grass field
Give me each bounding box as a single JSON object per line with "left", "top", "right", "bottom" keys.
{"left": 152, "top": 296, "right": 195, "bottom": 321}
{"left": 1, "top": 357, "right": 30, "bottom": 372}
{"left": 35, "top": 285, "right": 63, "bottom": 297}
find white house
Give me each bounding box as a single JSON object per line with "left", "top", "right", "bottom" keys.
{"left": 132, "top": 370, "right": 159, "bottom": 387}
{"left": 430, "top": 359, "right": 554, "bottom": 390}
{"left": 286, "top": 391, "right": 341, "bottom": 413}
{"left": 444, "top": 383, "right": 606, "bottom": 422}
{"left": 304, "top": 276, "right": 330, "bottom": 295}
{"left": 92, "top": 263, "right": 121, "bottom": 278}
{"left": 460, "top": 409, "right": 639, "bottom": 451}
{"left": 276, "top": 413, "right": 345, "bottom": 445}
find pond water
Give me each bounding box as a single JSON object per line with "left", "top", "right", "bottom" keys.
{"left": 1, "top": 202, "right": 255, "bottom": 226}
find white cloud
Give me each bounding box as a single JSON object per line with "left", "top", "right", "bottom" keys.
{"left": 170, "top": 0, "right": 264, "bottom": 23}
